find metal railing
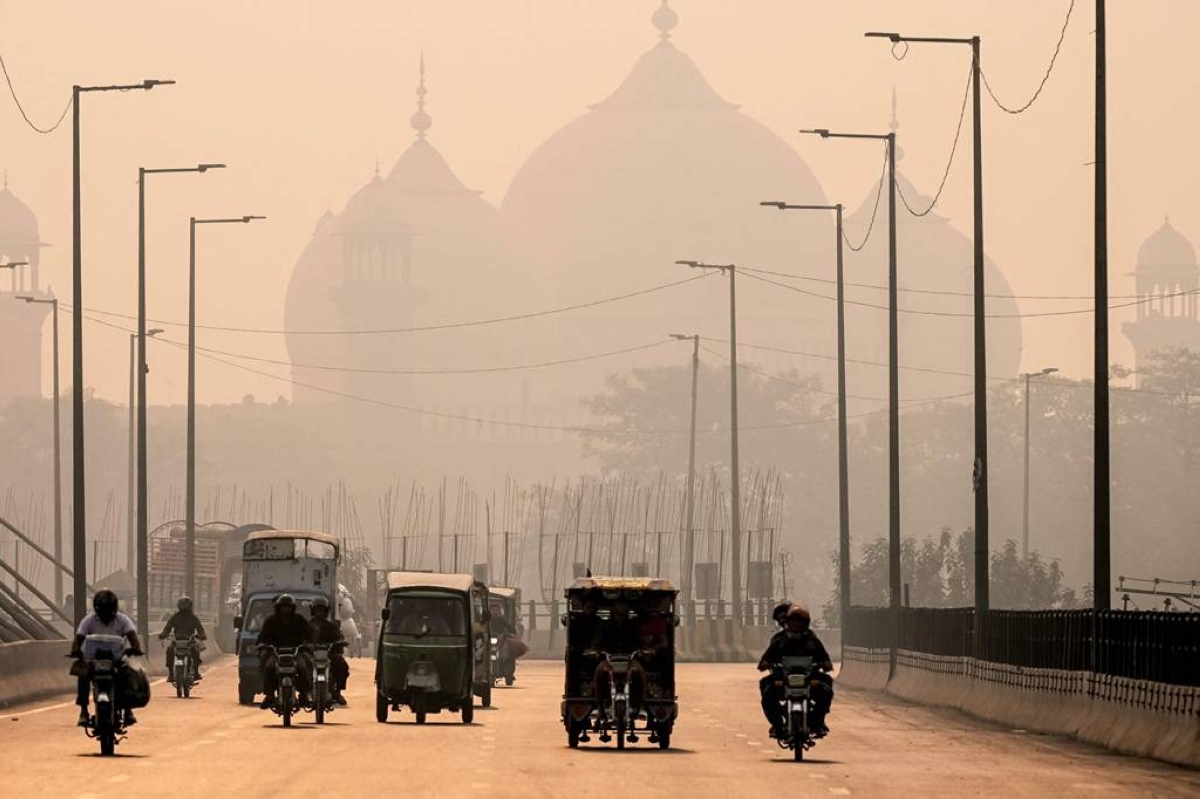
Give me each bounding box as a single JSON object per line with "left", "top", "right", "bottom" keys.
{"left": 844, "top": 605, "right": 1200, "bottom": 687}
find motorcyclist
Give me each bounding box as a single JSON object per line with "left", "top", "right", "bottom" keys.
{"left": 69, "top": 589, "right": 143, "bottom": 727}
{"left": 757, "top": 604, "right": 834, "bottom": 738}
{"left": 257, "top": 594, "right": 313, "bottom": 709}
{"left": 159, "top": 596, "right": 207, "bottom": 681}
{"left": 589, "top": 599, "right": 646, "bottom": 712}
{"left": 307, "top": 596, "right": 349, "bottom": 706}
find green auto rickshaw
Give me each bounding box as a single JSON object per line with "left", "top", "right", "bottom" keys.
{"left": 375, "top": 572, "right": 489, "bottom": 724}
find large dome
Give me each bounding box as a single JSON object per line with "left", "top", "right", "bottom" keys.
{"left": 501, "top": 7, "right": 835, "bottom": 403}
{"left": 1137, "top": 216, "right": 1196, "bottom": 270}
{"left": 0, "top": 182, "right": 39, "bottom": 244}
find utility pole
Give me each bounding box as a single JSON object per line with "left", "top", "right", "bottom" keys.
{"left": 760, "top": 201, "right": 851, "bottom": 623}
{"left": 1022, "top": 368, "right": 1059, "bottom": 559}
{"left": 185, "top": 215, "right": 264, "bottom": 598}
{"left": 1093, "top": 0, "right": 1111, "bottom": 610}
{"left": 138, "top": 163, "right": 222, "bottom": 642}
{"left": 675, "top": 261, "right": 743, "bottom": 621}
{"left": 14, "top": 294, "right": 62, "bottom": 603}
{"left": 802, "top": 126, "right": 898, "bottom": 673}
{"left": 72, "top": 77, "right": 174, "bottom": 624}
{"left": 670, "top": 333, "right": 700, "bottom": 608}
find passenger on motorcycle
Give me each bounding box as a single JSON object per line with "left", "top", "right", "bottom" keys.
{"left": 257, "top": 594, "right": 313, "bottom": 709}
{"left": 589, "top": 600, "right": 646, "bottom": 712}
{"left": 70, "top": 590, "right": 143, "bottom": 727}
{"left": 756, "top": 605, "right": 834, "bottom": 738}
{"left": 159, "top": 595, "right": 207, "bottom": 680}
{"left": 307, "top": 596, "right": 349, "bottom": 706}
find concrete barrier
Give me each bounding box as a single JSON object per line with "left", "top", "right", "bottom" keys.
{"left": 837, "top": 647, "right": 1200, "bottom": 769}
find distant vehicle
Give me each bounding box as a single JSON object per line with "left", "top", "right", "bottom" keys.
{"left": 165, "top": 631, "right": 202, "bottom": 698}
{"left": 374, "top": 572, "right": 490, "bottom": 725}
{"left": 561, "top": 576, "right": 679, "bottom": 750}
{"left": 488, "top": 586, "right": 524, "bottom": 687}
{"left": 233, "top": 530, "right": 340, "bottom": 705}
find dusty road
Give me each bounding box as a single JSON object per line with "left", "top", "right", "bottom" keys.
{"left": 3, "top": 658, "right": 1196, "bottom": 797}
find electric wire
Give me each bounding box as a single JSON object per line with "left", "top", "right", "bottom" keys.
{"left": 0, "top": 47, "right": 71, "bottom": 134}
{"left": 843, "top": 147, "right": 888, "bottom": 252}
{"left": 981, "top": 0, "right": 1076, "bottom": 115}
{"left": 74, "top": 273, "right": 714, "bottom": 336}
{"left": 895, "top": 62, "right": 973, "bottom": 218}
{"left": 740, "top": 269, "right": 1200, "bottom": 320}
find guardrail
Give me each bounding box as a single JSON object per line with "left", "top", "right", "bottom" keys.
{"left": 844, "top": 605, "right": 1200, "bottom": 687}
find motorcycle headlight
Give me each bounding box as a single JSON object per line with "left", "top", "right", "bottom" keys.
{"left": 490, "top": 637, "right": 498, "bottom": 645}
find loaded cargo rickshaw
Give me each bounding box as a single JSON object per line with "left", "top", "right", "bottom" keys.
{"left": 375, "top": 572, "right": 490, "bottom": 724}
{"left": 560, "top": 576, "right": 679, "bottom": 749}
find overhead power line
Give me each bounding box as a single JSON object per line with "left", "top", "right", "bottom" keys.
{"left": 185, "top": 338, "right": 674, "bottom": 375}
{"left": 843, "top": 147, "right": 889, "bottom": 252}
{"left": 740, "top": 269, "right": 1200, "bottom": 320}
{"left": 738, "top": 264, "right": 1140, "bottom": 301}
{"left": 74, "top": 273, "right": 714, "bottom": 336}
{"left": 981, "top": 0, "right": 1076, "bottom": 114}
{"left": 0, "top": 47, "right": 72, "bottom": 134}
{"left": 896, "top": 62, "right": 973, "bottom": 218}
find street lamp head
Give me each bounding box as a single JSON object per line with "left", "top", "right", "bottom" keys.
{"left": 197, "top": 163, "right": 226, "bottom": 173}
{"left": 14, "top": 294, "right": 34, "bottom": 302}
{"left": 142, "top": 79, "right": 176, "bottom": 90}
{"left": 242, "top": 215, "right": 266, "bottom": 223}
{"left": 799, "top": 128, "right": 830, "bottom": 138}
{"left": 669, "top": 333, "right": 691, "bottom": 341}
{"left": 0, "top": 260, "right": 30, "bottom": 269}
{"left": 759, "top": 201, "right": 786, "bottom": 209}
{"left": 147, "top": 328, "right": 165, "bottom": 337}
{"left": 864, "top": 31, "right": 902, "bottom": 42}
{"left": 1041, "top": 367, "right": 1059, "bottom": 376}
{"left": 675, "top": 259, "right": 699, "bottom": 267}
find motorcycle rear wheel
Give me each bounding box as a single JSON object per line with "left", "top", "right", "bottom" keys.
{"left": 375, "top": 691, "right": 389, "bottom": 723}
{"left": 96, "top": 700, "right": 115, "bottom": 756}
{"left": 281, "top": 687, "right": 294, "bottom": 728}
{"left": 615, "top": 701, "right": 627, "bottom": 750}
{"left": 315, "top": 683, "right": 327, "bottom": 724}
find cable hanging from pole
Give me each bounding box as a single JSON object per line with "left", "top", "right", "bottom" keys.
{"left": 895, "top": 62, "right": 973, "bottom": 218}
{"left": 981, "top": 0, "right": 1076, "bottom": 114}
{"left": 842, "top": 147, "right": 889, "bottom": 252}
{"left": 74, "top": 273, "right": 714, "bottom": 335}
{"left": 0, "top": 47, "right": 72, "bottom": 134}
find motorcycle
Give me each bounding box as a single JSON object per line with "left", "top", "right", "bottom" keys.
{"left": 259, "top": 645, "right": 303, "bottom": 727}
{"left": 490, "top": 635, "right": 517, "bottom": 687}
{"left": 75, "top": 634, "right": 144, "bottom": 756}
{"left": 309, "top": 643, "right": 337, "bottom": 724}
{"left": 771, "top": 656, "right": 827, "bottom": 761}
{"left": 166, "top": 632, "right": 202, "bottom": 698}
{"left": 590, "top": 650, "right": 649, "bottom": 750}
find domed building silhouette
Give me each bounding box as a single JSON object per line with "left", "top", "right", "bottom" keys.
{"left": 1122, "top": 216, "right": 1199, "bottom": 384}
{"left": 0, "top": 177, "right": 52, "bottom": 408}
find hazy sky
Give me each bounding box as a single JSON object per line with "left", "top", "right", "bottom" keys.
{"left": 1, "top": 0, "right": 1197, "bottom": 406}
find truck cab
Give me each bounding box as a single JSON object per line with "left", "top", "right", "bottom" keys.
{"left": 234, "top": 530, "right": 340, "bottom": 705}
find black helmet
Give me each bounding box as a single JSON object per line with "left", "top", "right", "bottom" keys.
{"left": 93, "top": 589, "right": 119, "bottom": 622}
{"left": 274, "top": 593, "right": 296, "bottom": 609}
{"left": 772, "top": 601, "right": 792, "bottom": 625}
{"left": 177, "top": 596, "right": 194, "bottom": 612}
{"left": 311, "top": 596, "right": 330, "bottom": 613}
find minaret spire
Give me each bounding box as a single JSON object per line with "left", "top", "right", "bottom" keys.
{"left": 890, "top": 86, "right": 905, "bottom": 163}
{"left": 410, "top": 52, "right": 432, "bottom": 141}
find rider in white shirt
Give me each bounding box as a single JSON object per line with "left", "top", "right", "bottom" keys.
{"left": 70, "top": 590, "right": 143, "bottom": 726}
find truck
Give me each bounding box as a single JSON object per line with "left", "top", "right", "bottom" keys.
{"left": 233, "top": 530, "right": 340, "bottom": 705}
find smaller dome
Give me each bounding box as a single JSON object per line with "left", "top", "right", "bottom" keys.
{"left": 338, "top": 173, "right": 409, "bottom": 234}
{"left": 0, "top": 183, "right": 39, "bottom": 242}
{"left": 1137, "top": 216, "right": 1196, "bottom": 270}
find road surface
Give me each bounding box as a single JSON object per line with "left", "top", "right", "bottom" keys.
{"left": 3, "top": 658, "right": 1196, "bottom": 797}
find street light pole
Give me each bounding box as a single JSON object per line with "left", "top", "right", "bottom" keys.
{"left": 137, "top": 163, "right": 222, "bottom": 642}
{"left": 1022, "top": 367, "right": 1059, "bottom": 560}
{"left": 801, "top": 127, "right": 898, "bottom": 673}
{"left": 71, "top": 78, "right": 174, "bottom": 624}
{"left": 866, "top": 26, "right": 991, "bottom": 623}
{"left": 676, "top": 261, "right": 742, "bottom": 620}
{"left": 13, "top": 292, "right": 61, "bottom": 603}
{"left": 1094, "top": 0, "right": 1111, "bottom": 611}
{"left": 760, "top": 201, "right": 850, "bottom": 626}
{"left": 126, "top": 329, "right": 162, "bottom": 579}
{"left": 670, "top": 333, "right": 701, "bottom": 612}
{"left": 186, "top": 216, "right": 265, "bottom": 599}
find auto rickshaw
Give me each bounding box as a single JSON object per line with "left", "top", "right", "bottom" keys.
{"left": 560, "top": 576, "right": 679, "bottom": 749}
{"left": 375, "top": 572, "right": 489, "bottom": 724}
{"left": 488, "top": 586, "right": 525, "bottom": 686}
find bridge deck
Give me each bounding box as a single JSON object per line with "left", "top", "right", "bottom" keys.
{"left": 4, "top": 660, "right": 1196, "bottom": 796}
